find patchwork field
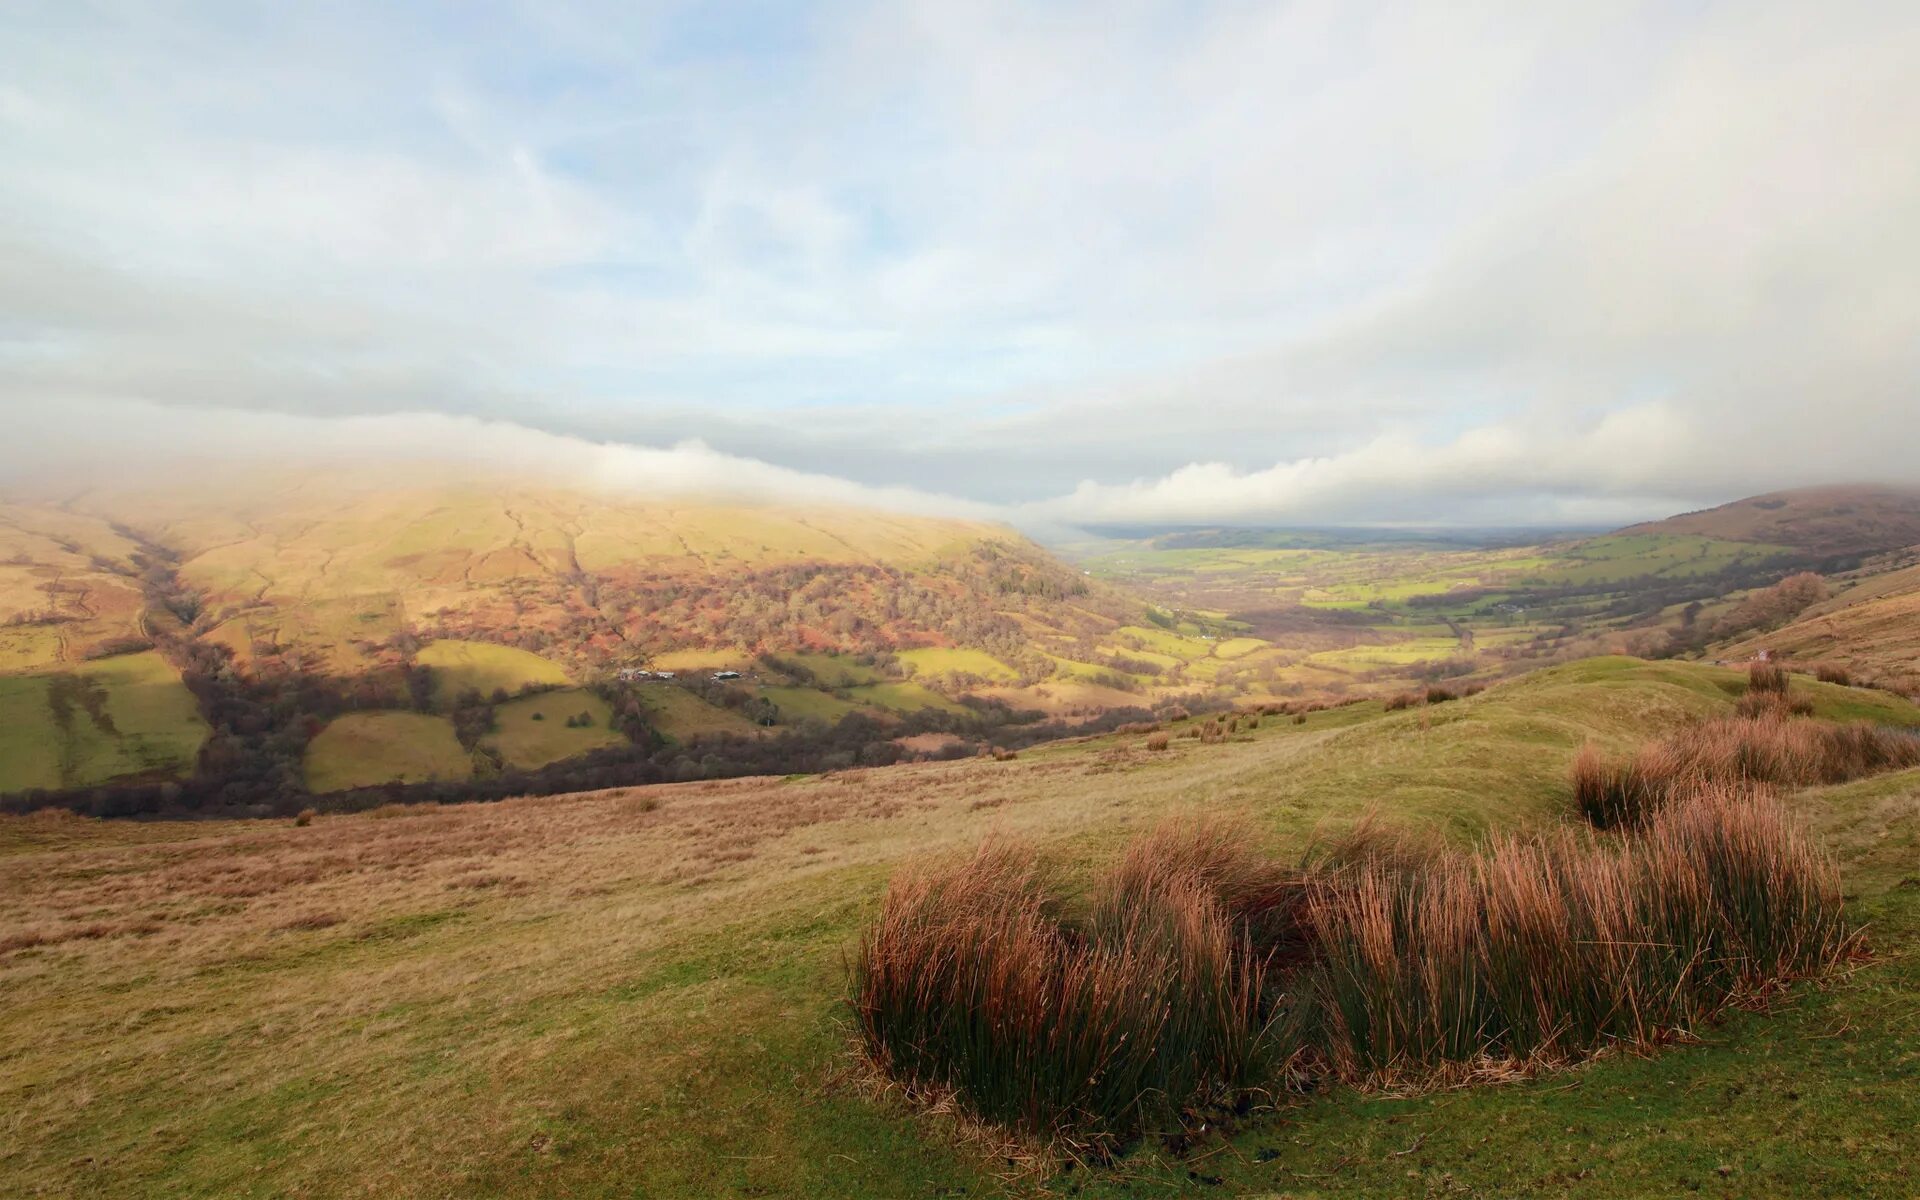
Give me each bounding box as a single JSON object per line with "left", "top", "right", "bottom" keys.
{"left": 635, "top": 681, "right": 763, "bottom": 741}
{"left": 0, "top": 652, "right": 207, "bottom": 793}
{"left": 5, "top": 659, "right": 1919, "bottom": 1197}
{"left": 418, "top": 640, "right": 572, "bottom": 705}
{"left": 896, "top": 646, "right": 1017, "bottom": 681}
{"left": 755, "top": 685, "right": 873, "bottom": 724}
{"left": 304, "top": 711, "right": 473, "bottom": 793}
{"left": 483, "top": 689, "right": 624, "bottom": 770}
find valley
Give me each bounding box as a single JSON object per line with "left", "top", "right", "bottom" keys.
{"left": 3, "top": 480, "right": 1917, "bottom": 816}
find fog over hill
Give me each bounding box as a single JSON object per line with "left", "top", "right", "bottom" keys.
{"left": 6, "top": 3, "right": 1920, "bottom": 527}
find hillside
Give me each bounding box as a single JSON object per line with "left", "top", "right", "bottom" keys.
{"left": 9, "top": 476, "right": 1920, "bottom": 811}
{"left": 0, "top": 472, "right": 1162, "bottom": 808}
{"left": 1622, "top": 485, "right": 1920, "bottom": 557}
{"left": 1719, "top": 556, "right": 1920, "bottom": 693}
{"left": 5, "top": 658, "right": 1919, "bottom": 1196}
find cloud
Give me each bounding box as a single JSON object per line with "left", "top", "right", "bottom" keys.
{"left": 1, "top": 399, "right": 995, "bottom": 521}
{"left": 1, "top": 2, "right": 1916, "bottom": 526}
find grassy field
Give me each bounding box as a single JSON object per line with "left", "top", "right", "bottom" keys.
{"left": 781, "top": 652, "right": 885, "bottom": 688}
{"left": 635, "top": 682, "right": 763, "bottom": 741}
{"left": 6, "top": 658, "right": 1919, "bottom": 1197}
{"left": 0, "top": 652, "right": 208, "bottom": 793}
{"left": 303, "top": 711, "right": 474, "bottom": 793}
{"left": 757, "top": 685, "right": 874, "bottom": 725}
{"left": 418, "top": 640, "right": 571, "bottom": 706}
{"left": 483, "top": 689, "right": 625, "bottom": 770}
{"left": 897, "top": 647, "right": 1017, "bottom": 681}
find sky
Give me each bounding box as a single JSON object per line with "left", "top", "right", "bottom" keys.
{"left": 3, "top": 0, "right": 1918, "bottom": 529}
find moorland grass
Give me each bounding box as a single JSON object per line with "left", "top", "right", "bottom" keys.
{"left": 8, "top": 657, "right": 1920, "bottom": 1198}
{"left": 1573, "top": 714, "right": 1920, "bottom": 829}
{"left": 854, "top": 781, "right": 1854, "bottom": 1144}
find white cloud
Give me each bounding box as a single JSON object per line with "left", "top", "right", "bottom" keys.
{"left": 0, "top": 1, "right": 1916, "bottom": 526}
{"left": 1, "top": 398, "right": 994, "bottom": 520}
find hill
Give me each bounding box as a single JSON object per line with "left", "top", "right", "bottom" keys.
{"left": 1621, "top": 485, "right": 1920, "bottom": 558}
{"left": 1719, "top": 555, "right": 1920, "bottom": 694}
{"left": 0, "top": 471, "right": 1167, "bottom": 808}
{"left": 5, "top": 657, "right": 1919, "bottom": 1196}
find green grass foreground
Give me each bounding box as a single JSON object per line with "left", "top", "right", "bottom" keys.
{"left": 3, "top": 658, "right": 1919, "bottom": 1196}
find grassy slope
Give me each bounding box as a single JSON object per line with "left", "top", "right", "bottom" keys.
{"left": 5, "top": 659, "right": 1920, "bottom": 1197}
{"left": 636, "top": 682, "right": 762, "bottom": 740}
{"left": 303, "top": 711, "right": 474, "bottom": 793}
{"left": 1719, "top": 562, "right": 1920, "bottom": 693}
{"left": 0, "top": 652, "right": 208, "bottom": 793}
{"left": 418, "top": 639, "right": 572, "bottom": 705}
{"left": 483, "top": 689, "right": 624, "bottom": 770}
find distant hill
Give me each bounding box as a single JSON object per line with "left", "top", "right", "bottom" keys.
{"left": 1620, "top": 485, "right": 1920, "bottom": 558}
{"left": 1717, "top": 556, "right": 1920, "bottom": 695}
{"left": 0, "top": 470, "right": 1168, "bottom": 809}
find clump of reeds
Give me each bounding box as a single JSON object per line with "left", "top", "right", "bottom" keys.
{"left": 1735, "top": 690, "right": 1810, "bottom": 720}
{"left": 1144, "top": 732, "right": 1170, "bottom": 752}
{"left": 1571, "top": 716, "right": 1920, "bottom": 829}
{"left": 857, "top": 783, "right": 1863, "bottom": 1147}
{"left": 1814, "top": 663, "right": 1853, "bottom": 687}
{"left": 1749, "top": 660, "right": 1790, "bottom": 694}
{"left": 850, "top": 833, "right": 1281, "bottom": 1149}
{"left": 1301, "top": 783, "right": 1851, "bottom": 1082}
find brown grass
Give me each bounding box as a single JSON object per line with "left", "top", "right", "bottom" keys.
{"left": 1573, "top": 715, "right": 1920, "bottom": 828}
{"left": 1749, "top": 660, "right": 1790, "bottom": 694}
{"left": 850, "top": 833, "right": 1274, "bottom": 1149}
{"left": 1304, "top": 782, "right": 1851, "bottom": 1083}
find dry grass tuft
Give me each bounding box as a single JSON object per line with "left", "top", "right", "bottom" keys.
{"left": 1573, "top": 716, "right": 1920, "bottom": 829}
{"left": 855, "top": 786, "right": 1858, "bottom": 1133}
{"left": 850, "top": 824, "right": 1294, "bottom": 1151}
{"left": 1749, "top": 660, "right": 1790, "bottom": 695}
{"left": 1303, "top": 782, "right": 1851, "bottom": 1083}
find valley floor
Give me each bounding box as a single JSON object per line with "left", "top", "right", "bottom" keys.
{"left": 3, "top": 659, "right": 1918, "bottom": 1198}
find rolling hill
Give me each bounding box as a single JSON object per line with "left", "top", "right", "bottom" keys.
{"left": 6, "top": 474, "right": 1920, "bottom": 812}
{"left": 1622, "top": 485, "right": 1920, "bottom": 557}
{"left": 0, "top": 470, "right": 1158, "bottom": 807}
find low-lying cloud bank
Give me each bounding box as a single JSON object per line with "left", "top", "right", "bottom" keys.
{"left": 4, "top": 399, "right": 995, "bottom": 521}
{"left": 8, "top": 396, "right": 1915, "bottom": 534}
{"left": 1015, "top": 400, "right": 1920, "bottom": 528}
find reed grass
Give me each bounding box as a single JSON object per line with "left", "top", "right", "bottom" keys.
{"left": 855, "top": 784, "right": 1856, "bottom": 1141}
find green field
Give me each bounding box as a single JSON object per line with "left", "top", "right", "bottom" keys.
{"left": 897, "top": 647, "right": 1016, "bottom": 681}
{"left": 483, "top": 689, "right": 625, "bottom": 770}
{"left": 8, "top": 658, "right": 1920, "bottom": 1196}
{"left": 0, "top": 652, "right": 208, "bottom": 793}
{"left": 635, "top": 682, "right": 762, "bottom": 741}
{"left": 418, "top": 640, "right": 571, "bottom": 706}
{"left": 780, "top": 652, "right": 884, "bottom": 688}
{"left": 304, "top": 711, "right": 473, "bottom": 792}
{"left": 757, "top": 686, "right": 873, "bottom": 724}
